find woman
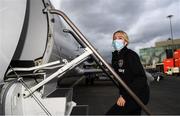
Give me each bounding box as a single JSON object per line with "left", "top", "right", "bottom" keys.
{"left": 106, "top": 30, "right": 149, "bottom": 115}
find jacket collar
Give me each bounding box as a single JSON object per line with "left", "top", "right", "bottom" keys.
{"left": 119, "top": 46, "right": 128, "bottom": 55}
{"left": 112, "top": 46, "right": 128, "bottom": 58}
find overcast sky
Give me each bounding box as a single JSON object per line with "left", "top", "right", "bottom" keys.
{"left": 51, "top": 0, "right": 180, "bottom": 62}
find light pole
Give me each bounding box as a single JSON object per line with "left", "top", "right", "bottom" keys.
{"left": 167, "top": 15, "right": 174, "bottom": 45}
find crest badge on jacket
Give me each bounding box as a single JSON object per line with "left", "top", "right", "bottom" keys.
{"left": 118, "top": 59, "right": 123, "bottom": 67}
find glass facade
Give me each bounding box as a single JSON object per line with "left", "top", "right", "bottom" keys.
{"left": 139, "top": 45, "right": 180, "bottom": 67}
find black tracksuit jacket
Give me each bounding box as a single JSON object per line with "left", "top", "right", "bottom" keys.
{"left": 112, "top": 46, "right": 149, "bottom": 106}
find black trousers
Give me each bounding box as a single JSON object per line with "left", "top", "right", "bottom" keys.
{"left": 106, "top": 102, "right": 141, "bottom": 115}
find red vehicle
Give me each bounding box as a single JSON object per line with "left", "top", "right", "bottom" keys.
{"left": 163, "top": 49, "right": 180, "bottom": 75}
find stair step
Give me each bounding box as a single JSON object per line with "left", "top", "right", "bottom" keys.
{"left": 71, "top": 105, "right": 89, "bottom": 115}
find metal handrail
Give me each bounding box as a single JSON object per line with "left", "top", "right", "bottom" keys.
{"left": 49, "top": 9, "right": 152, "bottom": 115}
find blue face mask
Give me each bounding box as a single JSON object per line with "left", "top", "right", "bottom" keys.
{"left": 112, "top": 39, "right": 124, "bottom": 51}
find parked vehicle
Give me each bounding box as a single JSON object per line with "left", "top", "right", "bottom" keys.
{"left": 163, "top": 49, "right": 180, "bottom": 75}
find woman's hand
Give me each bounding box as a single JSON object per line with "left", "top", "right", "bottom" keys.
{"left": 117, "top": 96, "right": 126, "bottom": 107}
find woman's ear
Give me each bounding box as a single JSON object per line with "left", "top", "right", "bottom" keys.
{"left": 125, "top": 41, "right": 128, "bottom": 46}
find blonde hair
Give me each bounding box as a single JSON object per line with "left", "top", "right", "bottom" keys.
{"left": 113, "top": 30, "right": 129, "bottom": 43}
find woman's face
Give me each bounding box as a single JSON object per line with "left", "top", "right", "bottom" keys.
{"left": 113, "top": 32, "right": 126, "bottom": 45}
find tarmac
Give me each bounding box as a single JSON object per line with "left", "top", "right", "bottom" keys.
{"left": 56, "top": 76, "right": 180, "bottom": 115}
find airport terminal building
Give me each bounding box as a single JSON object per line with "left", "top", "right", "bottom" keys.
{"left": 139, "top": 38, "right": 180, "bottom": 69}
